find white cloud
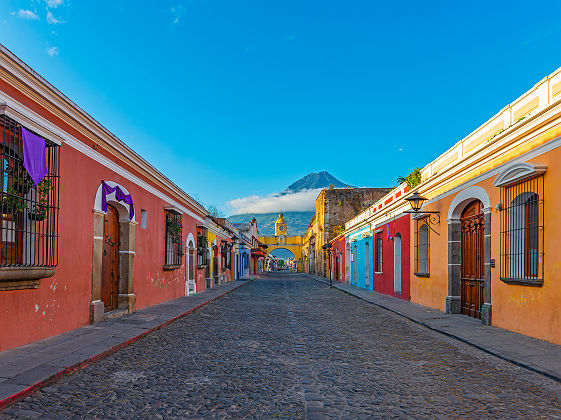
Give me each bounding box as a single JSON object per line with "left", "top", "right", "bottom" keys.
{"left": 46, "top": 46, "right": 59, "bottom": 56}
{"left": 46, "top": 10, "right": 63, "bottom": 24}
{"left": 171, "top": 6, "right": 186, "bottom": 24}
{"left": 227, "top": 188, "right": 323, "bottom": 215}
{"left": 46, "top": 0, "right": 64, "bottom": 7}
{"left": 15, "top": 9, "right": 39, "bottom": 20}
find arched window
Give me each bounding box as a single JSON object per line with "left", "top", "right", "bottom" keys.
{"left": 415, "top": 221, "right": 429, "bottom": 276}
{"left": 508, "top": 192, "right": 539, "bottom": 279}
{"left": 498, "top": 171, "right": 544, "bottom": 284}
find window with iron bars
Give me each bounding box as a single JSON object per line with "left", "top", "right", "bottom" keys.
{"left": 197, "top": 230, "right": 208, "bottom": 267}
{"left": 0, "top": 115, "right": 60, "bottom": 271}
{"left": 414, "top": 217, "right": 430, "bottom": 277}
{"left": 374, "top": 231, "right": 383, "bottom": 273}
{"left": 221, "top": 242, "right": 231, "bottom": 270}
{"left": 499, "top": 174, "right": 544, "bottom": 285}
{"left": 164, "top": 210, "right": 183, "bottom": 267}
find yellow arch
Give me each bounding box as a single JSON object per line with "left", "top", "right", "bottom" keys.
{"left": 259, "top": 235, "right": 304, "bottom": 272}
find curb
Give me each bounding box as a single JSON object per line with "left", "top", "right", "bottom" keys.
{"left": 0, "top": 280, "right": 252, "bottom": 411}
{"left": 306, "top": 274, "right": 561, "bottom": 384}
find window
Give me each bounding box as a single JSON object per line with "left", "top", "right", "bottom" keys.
{"left": 164, "top": 210, "right": 182, "bottom": 267}
{"left": 499, "top": 174, "right": 544, "bottom": 285}
{"left": 0, "top": 115, "right": 60, "bottom": 282}
{"left": 375, "top": 231, "right": 383, "bottom": 273}
{"left": 140, "top": 209, "right": 147, "bottom": 229}
{"left": 414, "top": 218, "right": 430, "bottom": 276}
{"left": 220, "top": 241, "right": 231, "bottom": 270}
{"left": 197, "top": 229, "right": 208, "bottom": 267}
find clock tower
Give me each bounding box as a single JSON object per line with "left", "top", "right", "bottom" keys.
{"left": 275, "top": 212, "right": 287, "bottom": 237}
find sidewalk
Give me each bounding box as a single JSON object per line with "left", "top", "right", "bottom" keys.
{"left": 307, "top": 274, "right": 561, "bottom": 383}
{"left": 0, "top": 278, "right": 254, "bottom": 409}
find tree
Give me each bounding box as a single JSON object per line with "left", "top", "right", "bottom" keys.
{"left": 207, "top": 205, "right": 225, "bottom": 218}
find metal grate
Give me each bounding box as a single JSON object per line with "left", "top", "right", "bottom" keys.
{"left": 0, "top": 115, "right": 60, "bottom": 268}
{"left": 164, "top": 210, "right": 183, "bottom": 266}
{"left": 375, "top": 231, "right": 383, "bottom": 273}
{"left": 197, "top": 230, "right": 208, "bottom": 267}
{"left": 499, "top": 175, "right": 544, "bottom": 282}
{"left": 414, "top": 217, "right": 430, "bottom": 276}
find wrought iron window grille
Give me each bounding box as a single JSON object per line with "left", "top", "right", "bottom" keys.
{"left": 0, "top": 115, "right": 60, "bottom": 271}
{"left": 499, "top": 174, "right": 544, "bottom": 286}
{"left": 164, "top": 210, "right": 183, "bottom": 267}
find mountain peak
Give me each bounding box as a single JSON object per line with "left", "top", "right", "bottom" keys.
{"left": 282, "top": 171, "right": 352, "bottom": 194}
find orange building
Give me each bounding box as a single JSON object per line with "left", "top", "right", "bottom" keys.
{"left": 407, "top": 67, "right": 561, "bottom": 344}
{"left": 342, "top": 66, "right": 561, "bottom": 345}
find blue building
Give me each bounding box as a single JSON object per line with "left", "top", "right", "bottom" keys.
{"left": 346, "top": 226, "right": 373, "bottom": 290}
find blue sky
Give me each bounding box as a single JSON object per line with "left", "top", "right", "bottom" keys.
{"left": 1, "top": 1, "right": 561, "bottom": 215}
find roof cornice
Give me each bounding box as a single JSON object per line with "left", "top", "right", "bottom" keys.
{"left": 0, "top": 43, "right": 207, "bottom": 217}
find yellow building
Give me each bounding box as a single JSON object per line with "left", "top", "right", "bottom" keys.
{"left": 259, "top": 213, "right": 303, "bottom": 271}
{"left": 343, "top": 66, "right": 561, "bottom": 345}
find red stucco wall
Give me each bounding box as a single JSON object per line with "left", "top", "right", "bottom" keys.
{"left": 332, "top": 238, "right": 345, "bottom": 282}
{"left": 372, "top": 214, "right": 411, "bottom": 301}
{"left": 0, "top": 81, "right": 206, "bottom": 352}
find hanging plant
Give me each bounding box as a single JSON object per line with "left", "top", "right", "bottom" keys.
{"left": 166, "top": 214, "right": 182, "bottom": 242}
{"left": 197, "top": 232, "right": 208, "bottom": 250}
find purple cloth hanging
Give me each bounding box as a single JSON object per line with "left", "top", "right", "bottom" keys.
{"left": 386, "top": 224, "right": 390, "bottom": 241}
{"left": 101, "top": 181, "right": 135, "bottom": 220}
{"left": 21, "top": 127, "right": 48, "bottom": 186}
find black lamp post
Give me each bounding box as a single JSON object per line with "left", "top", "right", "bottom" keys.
{"left": 404, "top": 191, "right": 440, "bottom": 235}
{"left": 322, "top": 243, "right": 333, "bottom": 288}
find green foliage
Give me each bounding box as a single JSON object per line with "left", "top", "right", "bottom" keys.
{"left": 333, "top": 225, "right": 345, "bottom": 237}
{"left": 166, "top": 214, "right": 183, "bottom": 242}
{"left": 1, "top": 164, "right": 55, "bottom": 221}
{"left": 397, "top": 168, "right": 422, "bottom": 189}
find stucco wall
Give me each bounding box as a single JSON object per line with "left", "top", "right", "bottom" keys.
{"left": 411, "top": 147, "right": 561, "bottom": 344}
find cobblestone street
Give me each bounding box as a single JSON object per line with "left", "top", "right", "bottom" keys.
{"left": 3, "top": 273, "right": 561, "bottom": 418}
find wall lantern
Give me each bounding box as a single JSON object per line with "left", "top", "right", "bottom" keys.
{"left": 404, "top": 191, "right": 441, "bottom": 235}
{"left": 405, "top": 191, "right": 426, "bottom": 212}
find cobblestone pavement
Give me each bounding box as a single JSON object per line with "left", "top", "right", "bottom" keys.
{"left": 3, "top": 273, "right": 561, "bottom": 419}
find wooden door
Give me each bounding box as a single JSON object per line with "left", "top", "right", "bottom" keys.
{"left": 460, "top": 200, "right": 485, "bottom": 319}
{"left": 101, "top": 205, "right": 120, "bottom": 311}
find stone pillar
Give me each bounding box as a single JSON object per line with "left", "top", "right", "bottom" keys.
{"left": 90, "top": 210, "right": 106, "bottom": 324}
{"left": 481, "top": 208, "right": 492, "bottom": 326}
{"left": 119, "top": 219, "right": 136, "bottom": 313}
{"left": 446, "top": 219, "right": 462, "bottom": 314}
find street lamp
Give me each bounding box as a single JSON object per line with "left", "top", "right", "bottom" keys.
{"left": 322, "top": 243, "right": 333, "bottom": 288}
{"left": 404, "top": 191, "right": 440, "bottom": 235}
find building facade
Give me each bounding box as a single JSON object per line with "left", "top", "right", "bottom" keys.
{"left": 303, "top": 186, "right": 390, "bottom": 277}
{"left": 0, "top": 44, "right": 231, "bottom": 351}
{"left": 340, "top": 66, "right": 561, "bottom": 345}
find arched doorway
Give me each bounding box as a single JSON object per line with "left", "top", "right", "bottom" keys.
{"left": 185, "top": 234, "right": 196, "bottom": 295}
{"left": 345, "top": 243, "right": 351, "bottom": 283}
{"left": 460, "top": 200, "right": 485, "bottom": 319}
{"left": 101, "top": 205, "right": 120, "bottom": 311}
{"left": 447, "top": 186, "right": 492, "bottom": 325}
{"left": 91, "top": 181, "right": 136, "bottom": 323}
{"left": 364, "top": 242, "right": 370, "bottom": 288}
{"left": 394, "top": 233, "right": 402, "bottom": 293}
{"left": 353, "top": 244, "right": 357, "bottom": 284}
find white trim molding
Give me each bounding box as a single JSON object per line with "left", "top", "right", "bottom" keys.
{"left": 447, "top": 186, "right": 491, "bottom": 220}
{"left": 94, "top": 181, "right": 135, "bottom": 222}
{"left": 493, "top": 162, "right": 547, "bottom": 187}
